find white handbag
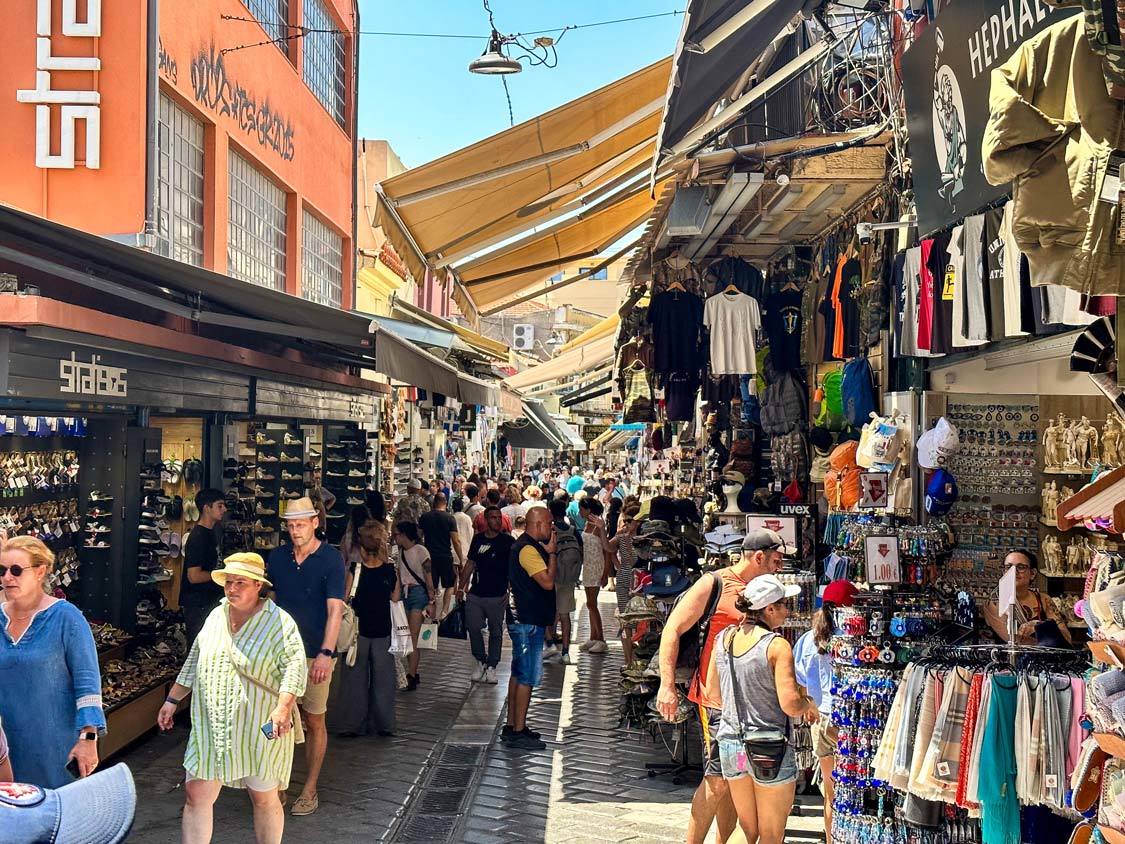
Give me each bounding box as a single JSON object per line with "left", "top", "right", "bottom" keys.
{"left": 342, "top": 564, "right": 362, "bottom": 667}
{"left": 389, "top": 600, "right": 413, "bottom": 657}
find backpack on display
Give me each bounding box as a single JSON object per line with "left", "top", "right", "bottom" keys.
{"left": 554, "top": 523, "right": 583, "bottom": 587}
{"left": 824, "top": 441, "right": 862, "bottom": 511}
{"left": 841, "top": 356, "right": 877, "bottom": 428}
{"left": 814, "top": 369, "right": 846, "bottom": 431}
{"left": 759, "top": 372, "right": 808, "bottom": 435}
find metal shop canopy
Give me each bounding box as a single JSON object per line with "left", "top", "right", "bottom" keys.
{"left": 391, "top": 298, "right": 510, "bottom": 360}
{"left": 501, "top": 400, "right": 566, "bottom": 450}
{"left": 550, "top": 415, "right": 588, "bottom": 451}
{"left": 378, "top": 58, "right": 672, "bottom": 311}
{"left": 558, "top": 313, "right": 620, "bottom": 353}
{"left": 653, "top": 0, "right": 814, "bottom": 168}
{"left": 502, "top": 334, "right": 616, "bottom": 392}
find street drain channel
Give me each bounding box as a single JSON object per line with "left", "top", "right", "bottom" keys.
{"left": 393, "top": 743, "right": 486, "bottom": 843}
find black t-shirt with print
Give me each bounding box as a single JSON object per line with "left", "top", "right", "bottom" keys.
{"left": 839, "top": 258, "right": 862, "bottom": 359}
{"left": 468, "top": 532, "right": 515, "bottom": 598}
{"left": 926, "top": 231, "right": 954, "bottom": 355}
{"left": 762, "top": 289, "right": 804, "bottom": 372}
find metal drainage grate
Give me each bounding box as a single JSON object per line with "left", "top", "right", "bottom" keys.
{"left": 438, "top": 744, "right": 485, "bottom": 766}
{"left": 417, "top": 788, "right": 468, "bottom": 814}
{"left": 395, "top": 814, "right": 459, "bottom": 843}
{"left": 430, "top": 766, "right": 475, "bottom": 789}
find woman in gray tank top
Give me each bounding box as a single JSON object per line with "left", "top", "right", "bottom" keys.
{"left": 704, "top": 574, "right": 820, "bottom": 844}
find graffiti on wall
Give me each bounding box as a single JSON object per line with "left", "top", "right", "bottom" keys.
{"left": 188, "top": 44, "right": 295, "bottom": 162}
{"left": 157, "top": 37, "right": 178, "bottom": 84}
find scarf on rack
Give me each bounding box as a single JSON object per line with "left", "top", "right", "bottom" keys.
{"left": 1067, "top": 680, "right": 1086, "bottom": 780}
{"left": 1039, "top": 679, "right": 1067, "bottom": 811}
{"left": 891, "top": 664, "right": 929, "bottom": 791}
{"left": 914, "top": 668, "right": 972, "bottom": 802}
{"left": 1015, "top": 678, "right": 1041, "bottom": 804}
{"left": 978, "top": 675, "right": 1020, "bottom": 844}
{"left": 873, "top": 664, "right": 912, "bottom": 783}
{"left": 907, "top": 673, "right": 941, "bottom": 796}
{"left": 956, "top": 673, "right": 985, "bottom": 810}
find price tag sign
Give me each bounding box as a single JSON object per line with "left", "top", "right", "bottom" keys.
{"left": 864, "top": 535, "right": 901, "bottom": 585}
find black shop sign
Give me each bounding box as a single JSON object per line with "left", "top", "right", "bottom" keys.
{"left": 901, "top": 0, "right": 1076, "bottom": 236}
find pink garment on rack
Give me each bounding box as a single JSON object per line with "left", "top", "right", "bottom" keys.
{"left": 956, "top": 673, "right": 984, "bottom": 810}
{"left": 1067, "top": 681, "right": 1086, "bottom": 779}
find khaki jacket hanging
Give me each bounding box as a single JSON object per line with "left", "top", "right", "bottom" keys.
{"left": 982, "top": 14, "right": 1125, "bottom": 295}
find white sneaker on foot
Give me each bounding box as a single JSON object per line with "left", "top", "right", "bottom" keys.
{"left": 484, "top": 666, "right": 498, "bottom": 684}
{"left": 542, "top": 645, "right": 560, "bottom": 660}
{"left": 589, "top": 640, "right": 609, "bottom": 654}
{"left": 560, "top": 652, "right": 573, "bottom": 665}
{"left": 471, "top": 663, "right": 486, "bottom": 682}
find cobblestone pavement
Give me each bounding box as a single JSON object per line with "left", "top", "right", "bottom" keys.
{"left": 117, "top": 590, "right": 825, "bottom": 842}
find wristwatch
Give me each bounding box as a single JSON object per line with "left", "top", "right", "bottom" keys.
{"left": 318, "top": 648, "right": 334, "bottom": 658}
{"left": 80, "top": 731, "right": 98, "bottom": 741}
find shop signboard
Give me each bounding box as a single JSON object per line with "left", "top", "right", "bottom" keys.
{"left": 901, "top": 0, "right": 1076, "bottom": 235}
{"left": 745, "top": 514, "right": 798, "bottom": 553}
{"left": 864, "top": 534, "right": 902, "bottom": 585}
{"left": 583, "top": 424, "right": 608, "bottom": 444}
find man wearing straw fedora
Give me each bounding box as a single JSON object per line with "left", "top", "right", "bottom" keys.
{"left": 266, "top": 497, "right": 346, "bottom": 817}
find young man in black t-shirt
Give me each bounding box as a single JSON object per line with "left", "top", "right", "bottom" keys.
{"left": 419, "top": 493, "right": 464, "bottom": 620}
{"left": 179, "top": 488, "right": 226, "bottom": 648}
{"left": 458, "top": 506, "right": 514, "bottom": 684}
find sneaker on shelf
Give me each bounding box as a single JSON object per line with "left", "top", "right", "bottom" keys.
{"left": 254, "top": 536, "right": 276, "bottom": 550}
{"left": 307, "top": 449, "right": 321, "bottom": 459}
{"left": 484, "top": 666, "right": 498, "bottom": 684}
{"left": 279, "top": 452, "right": 301, "bottom": 463}
{"left": 255, "top": 503, "right": 276, "bottom": 516}
{"left": 255, "top": 433, "right": 276, "bottom": 446}
{"left": 256, "top": 471, "right": 276, "bottom": 481}
{"left": 280, "top": 488, "right": 301, "bottom": 500}
{"left": 253, "top": 520, "right": 274, "bottom": 533}
{"left": 281, "top": 471, "right": 302, "bottom": 481}
{"left": 85, "top": 508, "right": 111, "bottom": 519}
{"left": 471, "top": 663, "right": 486, "bottom": 683}
{"left": 283, "top": 433, "right": 301, "bottom": 446}
{"left": 326, "top": 471, "right": 345, "bottom": 478}
{"left": 348, "top": 469, "right": 364, "bottom": 477}
{"left": 346, "top": 497, "right": 363, "bottom": 505}
{"left": 239, "top": 447, "right": 256, "bottom": 457}
{"left": 326, "top": 443, "right": 345, "bottom": 451}
{"left": 259, "top": 454, "right": 279, "bottom": 463}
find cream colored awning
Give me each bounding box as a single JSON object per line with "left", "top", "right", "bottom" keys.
{"left": 379, "top": 58, "right": 671, "bottom": 266}
{"left": 503, "top": 334, "right": 616, "bottom": 392}
{"left": 460, "top": 182, "right": 665, "bottom": 310}
{"left": 558, "top": 313, "right": 620, "bottom": 354}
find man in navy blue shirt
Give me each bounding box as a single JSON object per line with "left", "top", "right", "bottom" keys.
{"left": 267, "top": 496, "right": 344, "bottom": 817}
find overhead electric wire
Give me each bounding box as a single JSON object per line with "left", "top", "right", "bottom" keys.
{"left": 220, "top": 9, "right": 684, "bottom": 42}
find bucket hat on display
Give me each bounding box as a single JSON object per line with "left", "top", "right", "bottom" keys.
{"left": 644, "top": 565, "right": 692, "bottom": 598}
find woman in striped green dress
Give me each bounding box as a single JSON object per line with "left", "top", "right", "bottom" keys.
{"left": 157, "top": 553, "right": 306, "bottom": 844}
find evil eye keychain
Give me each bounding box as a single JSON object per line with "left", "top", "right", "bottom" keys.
{"left": 878, "top": 643, "right": 896, "bottom": 664}
{"left": 889, "top": 614, "right": 907, "bottom": 637}
{"left": 858, "top": 644, "right": 880, "bottom": 664}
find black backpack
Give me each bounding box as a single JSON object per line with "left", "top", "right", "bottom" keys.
{"left": 759, "top": 372, "right": 808, "bottom": 436}
{"left": 673, "top": 572, "right": 723, "bottom": 671}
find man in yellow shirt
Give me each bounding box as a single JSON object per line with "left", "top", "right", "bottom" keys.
{"left": 503, "top": 508, "right": 557, "bottom": 752}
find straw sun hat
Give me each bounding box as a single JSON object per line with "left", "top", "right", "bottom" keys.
{"left": 212, "top": 552, "right": 272, "bottom": 588}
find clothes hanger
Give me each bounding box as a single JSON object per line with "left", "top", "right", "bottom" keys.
{"left": 667, "top": 279, "right": 687, "bottom": 292}
{"left": 721, "top": 282, "right": 740, "bottom": 294}
{"left": 780, "top": 279, "right": 799, "bottom": 292}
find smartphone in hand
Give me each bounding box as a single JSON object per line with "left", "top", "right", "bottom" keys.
{"left": 65, "top": 757, "right": 81, "bottom": 778}
{"left": 261, "top": 721, "right": 276, "bottom": 741}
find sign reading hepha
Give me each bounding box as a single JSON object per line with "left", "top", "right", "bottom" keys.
{"left": 16, "top": 0, "right": 102, "bottom": 169}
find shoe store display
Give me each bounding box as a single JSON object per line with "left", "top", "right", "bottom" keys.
{"left": 255, "top": 503, "right": 277, "bottom": 516}
{"left": 283, "top": 432, "right": 301, "bottom": 446}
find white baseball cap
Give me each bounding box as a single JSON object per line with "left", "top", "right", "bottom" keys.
{"left": 917, "top": 417, "right": 960, "bottom": 469}
{"left": 741, "top": 574, "right": 801, "bottom": 610}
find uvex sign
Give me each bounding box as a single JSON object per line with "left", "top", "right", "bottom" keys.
{"left": 16, "top": 0, "right": 102, "bottom": 170}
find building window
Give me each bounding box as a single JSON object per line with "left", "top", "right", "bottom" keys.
{"left": 228, "top": 151, "right": 287, "bottom": 291}
{"left": 301, "top": 210, "right": 343, "bottom": 307}
{"left": 548, "top": 272, "right": 564, "bottom": 283}
{"left": 244, "top": 0, "right": 290, "bottom": 55}
{"left": 580, "top": 266, "right": 608, "bottom": 280}
{"left": 155, "top": 94, "right": 205, "bottom": 267}
{"left": 302, "top": 0, "right": 347, "bottom": 128}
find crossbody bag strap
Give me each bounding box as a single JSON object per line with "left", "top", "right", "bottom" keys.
{"left": 724, "top": 628, "right": 752, "bottom": 737}
{"left": 401, "top": 550, "right": 426, "bottom": 588}
{"left": 349, "top": 562, "right": 362, "bottom": 601}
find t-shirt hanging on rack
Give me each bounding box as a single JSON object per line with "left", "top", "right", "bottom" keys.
{"left": 647, "top": 289, "right": 704, "bottom": 374}
{"left": 917, "top": 239, "right": 936, "bottom": 351}
{"left": 761, "top": 287, "right": 804, "bottom": 372}
{"left": 702, "top": 291, "right": 761, "bottom": 375}
{"left": 835, "top": 258, "right": 862, "bottom": 360}
{"left": 1001, "top": 201, "right": 1030, "bottom": 337}
{"left": 959, "top": 214, "right": 989, "bottom": 344}
{"left": 927, "top": 230, "right": 955, "bottom": 356}
{"left": 982, "top": 207, "right": 1007, "bottom": 340}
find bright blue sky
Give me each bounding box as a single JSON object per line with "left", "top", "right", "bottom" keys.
{"left": 356, "top": 2, "right": 683, "bottom": 168}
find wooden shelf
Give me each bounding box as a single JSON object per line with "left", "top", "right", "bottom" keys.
{"left": 1043, "top": 468, "right": 1093, "bottom": 476}
{"left": 101, "top": 681, "right": 171, "bottom": 759}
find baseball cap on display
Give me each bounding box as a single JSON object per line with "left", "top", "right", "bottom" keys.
{"left": 924, "top": 468, "right": 959, "bottom": 516}
{"left": 741, "top": 574, "right": 802, "bottom": 610}
{"left": 0, "top": 763, "right": 135, "bottom": 843}
{"left": 917, "top": 417, "right": 960, "bottom": 469}
{"left": 741, "top": 528, "right": 792, "bottom": 555}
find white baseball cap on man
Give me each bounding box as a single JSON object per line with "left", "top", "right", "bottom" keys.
{"left": 741, "top": 574, "right": 801, "bottom": 610}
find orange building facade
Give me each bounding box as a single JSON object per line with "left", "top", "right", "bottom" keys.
{"left": 3, "top": 0, "right": 356, "bottom": 308}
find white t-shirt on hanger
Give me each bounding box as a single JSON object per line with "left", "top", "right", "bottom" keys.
{"left": 702, "top": 290, "right": 761, "bottom": 375}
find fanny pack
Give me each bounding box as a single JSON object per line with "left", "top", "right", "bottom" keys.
{"left": 725, "top": 629, "right": 789, "bottom": 781}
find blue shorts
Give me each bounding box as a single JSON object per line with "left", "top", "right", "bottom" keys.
{"left": 507, "top": 623, "right": 545, "bottom": 689}
{"left": 717, "top": 737, "right": 797, "bottom": 786}
{"left": 404, "top": 584, "right": 429, "bottom": 612}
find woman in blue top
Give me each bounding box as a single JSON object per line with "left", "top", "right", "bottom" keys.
{"left": 792, "top": 579, "right": 858, "bottom": 844}
{"left": 0, "top": 536, "right": 105, "bottom": 787}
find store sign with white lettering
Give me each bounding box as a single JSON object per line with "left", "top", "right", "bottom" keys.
{"left": 59, "top": 352, "right": 127, "bottom": 397}
{"left": 901, "top": 0, "right": 1074, "bottom": 235}
{"left": 16, "top": 0, "right": 102, "bottom": 169}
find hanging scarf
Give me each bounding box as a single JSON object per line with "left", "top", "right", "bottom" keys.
{"left": 956, "top": 673, "right": 985, "bottom": 810}
{"left": 978, "top": 675, "right": 1020, "bottom": 844}
{"left": 915, "top": 668, "right": 972, "bottom": 802}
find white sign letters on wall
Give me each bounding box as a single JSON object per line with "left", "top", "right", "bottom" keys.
{"left": 16, "top": 0, "right": 102, "bottom": 169}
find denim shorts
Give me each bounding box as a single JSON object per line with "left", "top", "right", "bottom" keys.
{"left": 717, "top": 737, "right": 797, "bottom": 786}
{"left": 404, "top": 584, "right": 429, "bottom": 612}
{"left": 507, "top": 623, "right": 545, "bottom": 689}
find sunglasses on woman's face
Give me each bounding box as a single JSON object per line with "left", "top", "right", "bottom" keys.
{"left": 0, "top": 563, "right": 43, "bottom": 578}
